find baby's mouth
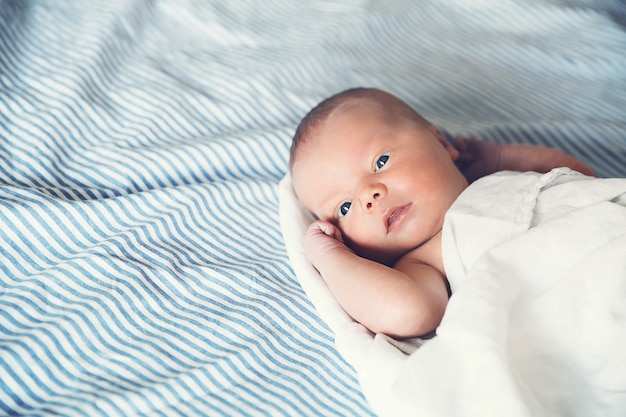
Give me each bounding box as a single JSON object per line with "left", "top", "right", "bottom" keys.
{"left": 386, "top": 204, "right": 411, "bottom": 233}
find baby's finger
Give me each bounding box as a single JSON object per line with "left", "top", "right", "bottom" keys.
{"left": 313, "top": 221, "right": 344, "bottom": 242}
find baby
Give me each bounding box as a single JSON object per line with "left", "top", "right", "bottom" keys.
{"left": 289, "top": 87, "right": 595, "bottom": 338}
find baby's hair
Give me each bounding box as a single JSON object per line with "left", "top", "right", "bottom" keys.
{"left": 289, "top": 87, "right": 430, "bottom": 170}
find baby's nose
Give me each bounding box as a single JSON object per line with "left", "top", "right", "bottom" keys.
{"left": 363, "top": 181, "right": 387, "bottom": 207}
{"left": 366, "top": 192, "right": 381, "bottom": 209}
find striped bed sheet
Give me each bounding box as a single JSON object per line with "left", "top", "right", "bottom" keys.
{"left": 0, "top": 0, "right": 624, "bottom": 416}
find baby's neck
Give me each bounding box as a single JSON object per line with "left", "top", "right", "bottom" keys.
{"left": 395, "top": 230, "right": 445, "bottom": 277}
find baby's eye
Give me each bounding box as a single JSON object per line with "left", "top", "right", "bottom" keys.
{"left": 338, "top": 201, "right": 352, "bottom": 218}
{"left": 375, "top": 152, "right": 390, "bottom": 171}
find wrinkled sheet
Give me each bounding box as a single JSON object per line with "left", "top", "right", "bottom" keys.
{"left": 3, "top": 0, "right": 626, "bottom": 415}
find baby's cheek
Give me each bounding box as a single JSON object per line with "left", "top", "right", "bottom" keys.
{"left": 339, "top": 230, "right": 362, "bottom": 253}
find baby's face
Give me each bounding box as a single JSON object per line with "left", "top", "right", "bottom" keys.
{"left": 292, "top": 102, "right": 467, "bottom": 264}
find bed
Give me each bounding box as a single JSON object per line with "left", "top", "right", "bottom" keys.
{"left": 1, "top": 1, "right": 625, "bottom": 416}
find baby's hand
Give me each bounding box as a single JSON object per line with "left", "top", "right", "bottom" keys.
{"left": 453, "top": 136, "right": 502, "bottom": 183}
{"left": 304, "top": 220, "right": 351, "bottom": 266}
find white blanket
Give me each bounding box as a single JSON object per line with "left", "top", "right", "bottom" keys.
{"left": 279, "top": 168, "right": 626, "bottom": 417}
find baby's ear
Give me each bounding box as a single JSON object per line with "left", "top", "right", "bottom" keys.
{"left": 429, "top": 125, "right": 460, "bottom": 161}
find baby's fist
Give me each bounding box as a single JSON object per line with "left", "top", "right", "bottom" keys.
{"left": 303, "top": 221, "right": 349, "bottom": 266}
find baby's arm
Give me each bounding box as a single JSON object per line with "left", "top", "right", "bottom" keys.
{"left": 454, "top": 137, "right": 596, "bottom": 182}
{"left": 304, "top": 220, "right": 448, "bottom": 338}
{"left": 498, "top": 142, "right": 596, "bottom": 176}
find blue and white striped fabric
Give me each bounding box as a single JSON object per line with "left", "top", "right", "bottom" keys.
{"left": 1, "top": 0, "right": 624, "bottom": 415}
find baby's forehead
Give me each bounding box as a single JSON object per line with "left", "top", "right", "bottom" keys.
{"left": 331, "top": 96, "right": 386, "bottom": 117}
{"left": 305, "top": 99, "right": 398, "bottom": 151}
{"left": 292, "top": 94, "right": 399, "bottom": 168}
{"left": 332, "top": 96, "right": 417, "bottom": 132}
